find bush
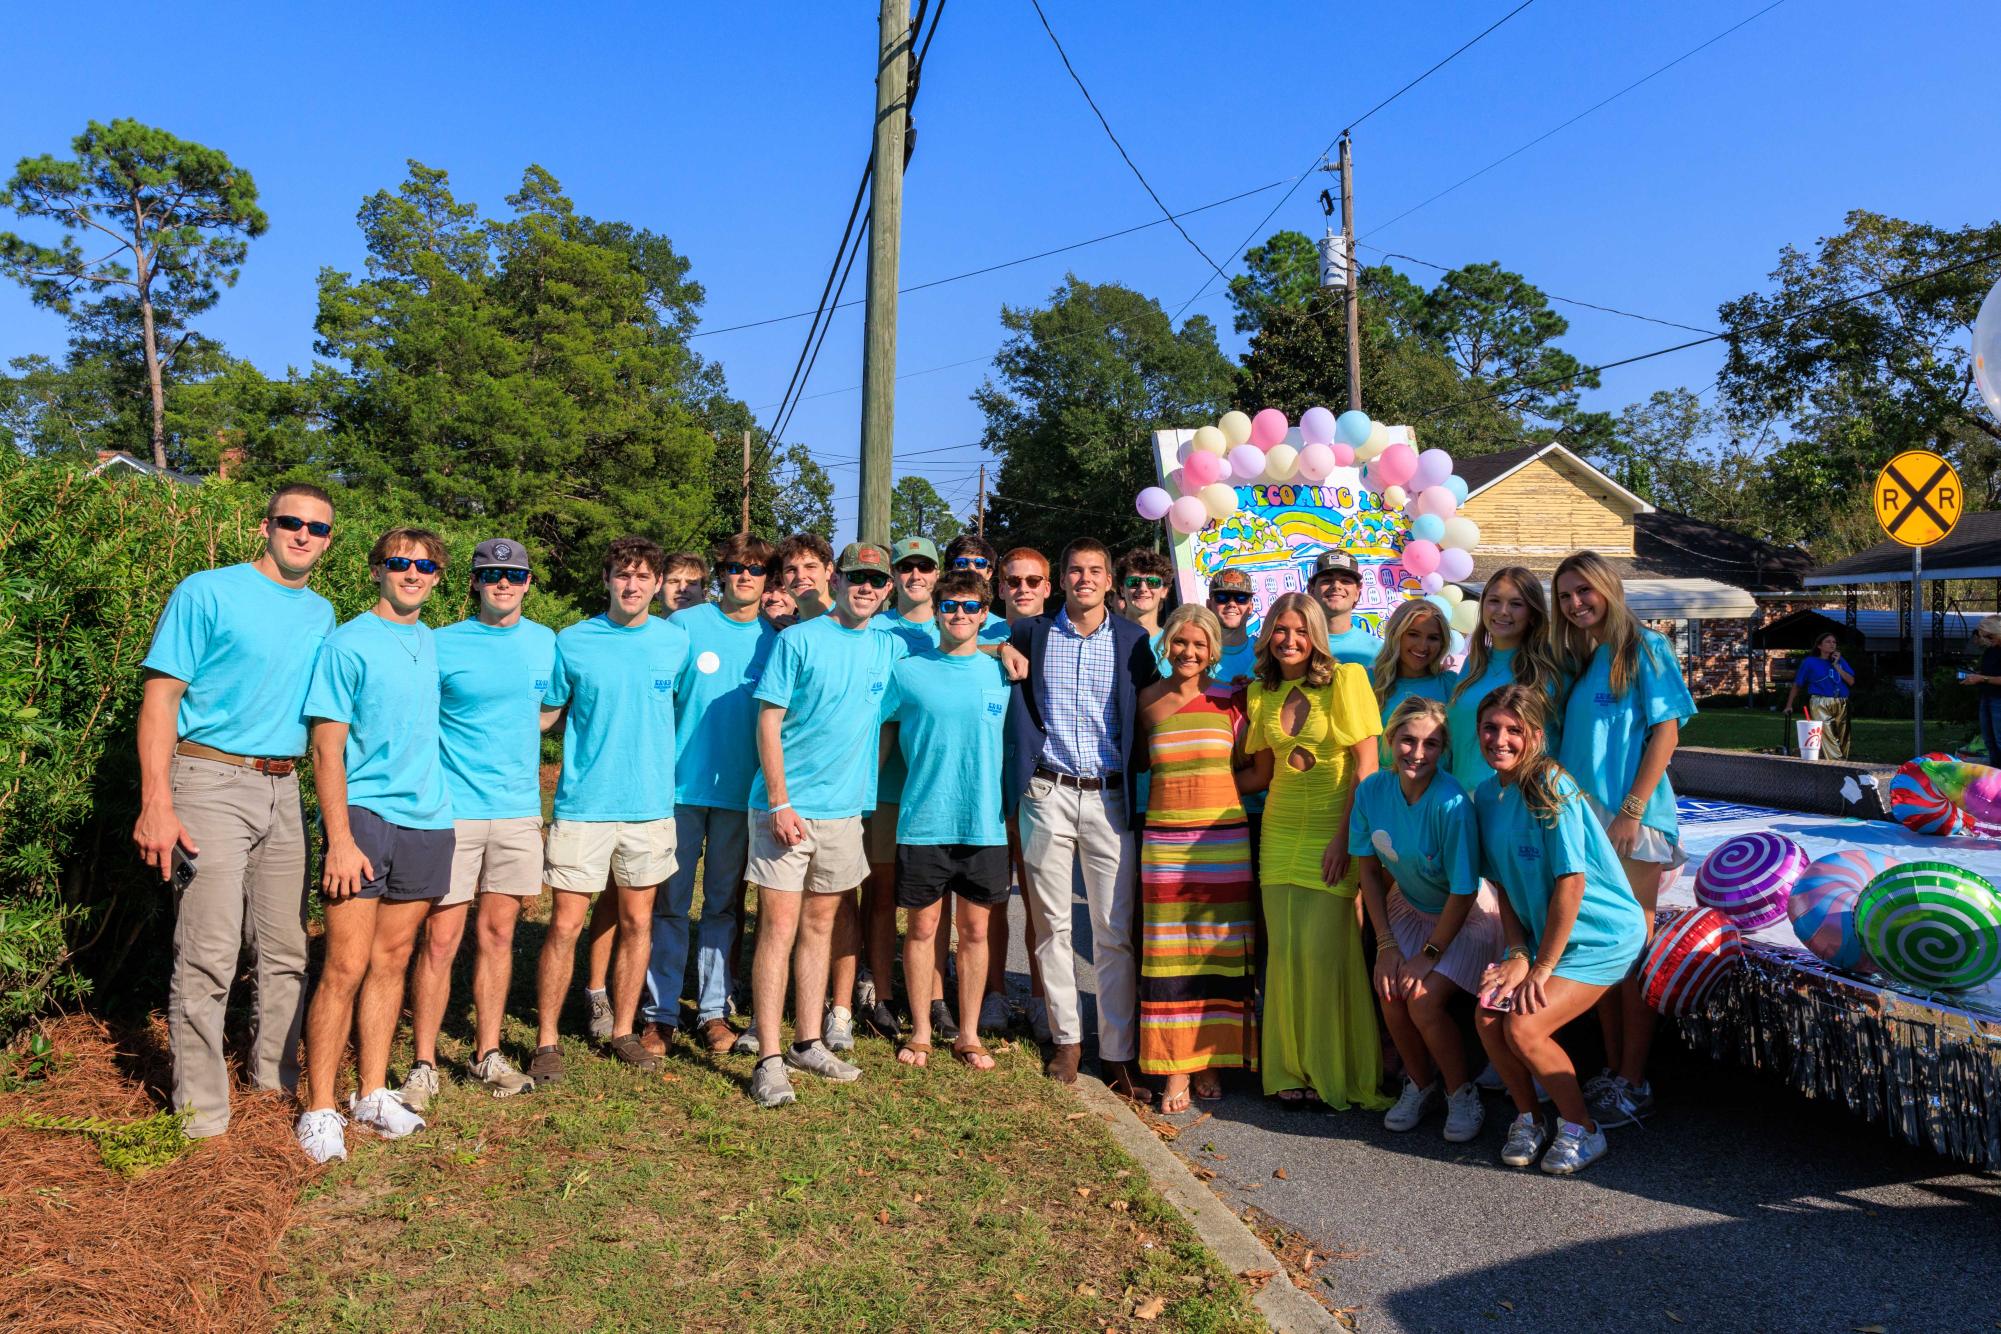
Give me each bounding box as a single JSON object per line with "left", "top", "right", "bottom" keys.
{"left": 0, "top": 453, "right": 585, "bottom": 1033}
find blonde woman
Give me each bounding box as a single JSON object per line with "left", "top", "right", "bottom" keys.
{"left": 1238, "top": 592, "right": 1388, "bottom": 1110}
{"left": 1350, "top": 696, "right": 1501, "bottom": 1141}
{"left": 1136, "top": 605, "right": 1256, "bottom": 1112}
{"left": 1551, "top": 549, "right": 1696, "bottom": 1133}
{"left": 1472, "top": 684, "right": 1645, "bottom": 1176}
{"left": 1964, "top": 616, "right": 2001, "bottom": 763}
{"left": 1370, "top": 598, "right": 1454, "bottom": 767}
{"left": 1447, "top": 566, "right": 1567, "bottom": 792}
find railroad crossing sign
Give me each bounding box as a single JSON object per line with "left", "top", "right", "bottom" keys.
{"left": 1874, "top": 449, "right": 1962, "bottom": 547}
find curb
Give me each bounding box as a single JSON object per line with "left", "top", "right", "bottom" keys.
{"left": 1071, "top": 1074, "right": 1340, "bottom": 1334}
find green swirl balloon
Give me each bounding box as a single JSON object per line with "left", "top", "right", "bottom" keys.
{"left": 1856, "top": 861, "right": 2001, "bottom": 991}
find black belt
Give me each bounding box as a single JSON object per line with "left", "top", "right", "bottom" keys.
{"left": 1034, "top": 766, "right": 1123, "bottom": 792}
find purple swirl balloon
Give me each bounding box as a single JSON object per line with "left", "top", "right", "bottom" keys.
{"left": 1694, "top": 832, "right": 1807, "bottom": 931}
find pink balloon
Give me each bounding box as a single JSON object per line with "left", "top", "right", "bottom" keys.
{"left": 1227, "top": 444, "right": 1266, "bottom": 481}
{"left": 1401, "top": 539, "right": 1441, "bottom": 576}
{"left": 1183, "top": 449, "right": 1223, "bottom": 487}
{"left": 1416, "top": 485, "right": 1458, "bottom": 519}
{"left": 1135, "top": 486, "right": 1171, "bottom": 520}
{"left": 1437, "top": 547, "right": 1474, "bottom": 581}
{"left": 1168, "top": 495, "right": 1210, "bottom": 534}
{"left": 1296, "top": 442, "right": 1336, "bottom": 481}
{"left": 1374, "top": 442, "right": 1418, "bottom": 489}
{"left": 1413, "top": 447, "right": 1454, "bottom": 490}
{"left": 1250, "top": 408, "right": 1290, "bottom": 449}
{"left": 1420, "top": 572, "right": 1445, "bottom": 594}
{"left": 1331, "top": 442, "right": 1355, "bottom": 468}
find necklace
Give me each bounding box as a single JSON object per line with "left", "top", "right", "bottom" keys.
{"left": 376, "top": 614, "right": 423, "bottom": 665}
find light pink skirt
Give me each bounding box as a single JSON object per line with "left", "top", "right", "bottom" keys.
{"left": 1386, "top": 881, "right": 1503, "bottom": 994}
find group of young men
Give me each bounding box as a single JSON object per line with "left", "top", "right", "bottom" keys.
{"left": 135, "top": 482, "right": 1393, "bottom": 1163}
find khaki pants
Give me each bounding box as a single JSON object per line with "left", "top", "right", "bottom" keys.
{"left": 1019, "top": 777, "right": 1138, "bottom": 1062}
{"left": 166, "top": 754, "right": 310, "bottom": 1136}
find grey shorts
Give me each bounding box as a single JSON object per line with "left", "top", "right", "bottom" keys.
{"left": 338, "top": 806, "right": 456, "bottom": 902}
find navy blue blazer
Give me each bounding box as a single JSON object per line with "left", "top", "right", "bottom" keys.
{"left": 1005, "top": 610, "right": 1161, "bottom": 832}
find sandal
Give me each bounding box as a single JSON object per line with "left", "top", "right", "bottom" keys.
{"left": 952, "top": 1040, "right": 995, "bottom": 1071}
{"left": 608, "top": 1033, "right": 661, "bottom": 1070}
{"left": 897, "top": 1040, "right": 931, "bottom": 1068}
{"left": 1159, "top": 1087, "right": 1192, "bottom": 1114}
{"left": 1193, "top": 1075, "right": 1223, "bottom": 1102}
{"left": 1274, "top": 1087, "right": 1309, "bottom": 1105}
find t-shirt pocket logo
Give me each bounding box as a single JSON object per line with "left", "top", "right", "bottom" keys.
{"left": 652, "top": 670, "right": 675, "bottom": 695}
{"left": 532, "top": 676, "right": 550, "bottom": 695}
{"left": 982, "top": 687, "right": 1008, "bottom": 720}
{"left": 1594, "top": 690, "right": 1616, "bottom": 707}
{"left": 1517, "top": 842, "right": 1541, "bottom": 864}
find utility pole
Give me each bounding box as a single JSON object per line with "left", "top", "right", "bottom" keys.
{"left": 1338, "top": 133, "right": 1360, "bottom": 411}
{"left": 976, "top": 463, "right": 987, "bottom": 537}
{"left": 740, "top": 428, "right": 752, "bottom": 535}
{"left": 859, "top": 0, "right": 911, "bottom": 544}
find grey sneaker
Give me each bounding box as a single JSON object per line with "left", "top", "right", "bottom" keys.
{"left": 824, "top": 1007, "right": 857, "bottom": 1052}
{"left": 585, "top": 989, "right": 613, "bottom": 1041}
{"left": 731, "top": 1024, "right": 760, "bottom": 1056}
{"left": 1540, "top": 1119, "right": 1609, "bottom": 1175}
{"left": 295, "top": 1108, "right": 348, "bottom": 1164}
{"left": 784, "top": 1041, "right": 863, "bottom": 1083}
{"left": 752, "top": 1057, "right": 798, "bottom": 1108}
{"left": 978, "top": 992, "right": 1011, "bottom": 1034}
{"left": 468, "top": 1049, "right": 535, "bottom": 1097}
{"left": 397, "top": 1061, "right": 441, "bottom": 1114}
{"left": 1588, "top": 1076, "right": 1654, "bottom": 1129}
{"left": 1383, "top": 1078, "right": 1440, "bottom": 1132}
{"left": 1581, "top": 1068, "right": 1615, "bottom": 1100}
{"left": 1442, "top": 1082, "right": 1486, "bottom": 1143}
{"left": 1500, "top": 1113, "right": 1549, "bottom": 1168}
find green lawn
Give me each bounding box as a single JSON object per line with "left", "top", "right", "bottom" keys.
{"left": 1681, "top": 710, "right": 1977, "bottom": 765}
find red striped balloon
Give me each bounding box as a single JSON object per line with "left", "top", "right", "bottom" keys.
{"left": 1640, "top": 907, "right": 1744, "bottom": 1018}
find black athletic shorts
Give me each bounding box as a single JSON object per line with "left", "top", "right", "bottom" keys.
{"left": 894, "top": 843, "right": 1011, "bottom": 909}
{"left": 335, "top": 805, "right": 455, "bottom": 902}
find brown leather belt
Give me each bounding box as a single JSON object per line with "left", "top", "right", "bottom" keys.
{"left": 1034, "top": 765, "right": 1123, "bottom": 792}
{"left": 175, "top": 740, "right": 298, "bottom": 777}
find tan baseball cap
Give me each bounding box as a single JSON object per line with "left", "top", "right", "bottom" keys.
{"left": 837, "top": 541, "right": 893, "bottom": 576}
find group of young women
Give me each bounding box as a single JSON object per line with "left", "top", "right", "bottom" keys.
{"left": 1131, "top": 551, "right": 1697, "bottom": 1177}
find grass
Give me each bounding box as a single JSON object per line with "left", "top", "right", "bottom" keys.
{"left": 269, "top": 896, "right": 1262, "bottom": 1334}
{"left": 1681, "top": 710, "right": 1976, "bottom": 765}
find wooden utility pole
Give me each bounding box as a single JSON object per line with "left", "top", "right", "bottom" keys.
{"left": 1338, "top": 133, "right": 1360, "bottom": 411}
{"left": 739, "top": 429, "right": 752, "bottom": 535}
{"left": 976, "top": 463, "right": 987, "bottom": 536}
{"left": 859, "top": 0, "right": 911, "bottom": 543}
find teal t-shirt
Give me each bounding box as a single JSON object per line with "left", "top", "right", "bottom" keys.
{"left": 1473, "top": 772, "right": 1646, "bottom": 986}
{"left": 436, "top": 617, "right": 557, "bottom": 821}
{"left": 1558, "top": 628, "right": 1697, "bottom": 839}
{"left": 672, "top": 604, "right": 780, "bottom": 810}
{"left": 870, "top": 609, "right": 1008, "bottom": 805}
{"left": 302, "top": 613, "right": 452, "bottom": 830}
{"left": 884, "top": 649, "right": 1010, "bottom": 845}
{"left": 1148, "top": 627, "right": 1172, "bottom": 677}
{"left": 1347, "top": 769, "right": 1479, "bottom": 915}
{"left": 1377, "top": 673, "right": 1454, "bottom": 767}
{"left": 751, "top": 615, "right": 907, "bottom": 820}
{"left": 1446, "top": 646, "right": 1565, "bottom": 792}
{"left": 1327, "top": 622, "right": 1385, "bottom": 668}
{"left": 545, "top": 614, "right": 690, "bottom": 822}
{"left": 142, "top": 562, "right": 337, "bottom": 758}
{"left": 1215, "top": 636, "right": 1257, "bottom": 689}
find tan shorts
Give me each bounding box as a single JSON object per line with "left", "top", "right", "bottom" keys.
{"left": 442, "top": 816, "right": 546, "bottom": 907}
{"left": 864, "top": 805, "right": 899, "bottom": 865}
{"left": 745, "top": 811, "right": 867, "bottom": 895}
{"left": 543, "top": 816, "right": 677, "bottom": 893}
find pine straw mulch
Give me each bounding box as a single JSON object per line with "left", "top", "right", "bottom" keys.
{"left": 0, "top": 1015, "right": 313, "bottom": 1334}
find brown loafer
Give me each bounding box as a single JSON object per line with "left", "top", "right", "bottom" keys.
{"left": 1102, "top": 1059, "right": 1152, "bottom": 1107}
{"left": 639, "top": 1023, "right": 672, "bottom": 1059}
{"left": 699, "top": 1018, "right": 739, "bottom": 1054}
{"left": 1045, "top": 1042, "right": 1082, "bottom": 1085}
{"left": 608, "top": 1033, "right": 661, "bottom": 1070}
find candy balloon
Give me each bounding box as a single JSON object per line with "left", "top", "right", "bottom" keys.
{"left": 1227, "top": 444, "right": 1266, "bottom": 482}
{"left": 1448, "top": 600, "right": 1480, "bottom": 635}
{"left": 1402, "top": 539, "right": 1440, "bottom": 576}
{"left": 1300, "top": 405, "right": 1338, "bottom": 445}
{"left": 1381, "top": 484, "right": 1408, "bottom": 509}
{"left": 1445, "top": 476, "right": 1469, "bottom": 503}
{"left": 1331, "top": 442, "right": 1355, "bottom": 468}
{"left": 1437, "top": 547, "right": 1474, "bottom": 582}
{"left": 1413, "top": 447, "right": 1454, "bottom": 491}
{"left": 1790, "top": 849, "right": 1900, "bottom": 973}
{"left": 1976, "top": 277, "right": 2001, "bottom": 427}
{"left": 1263, "top": 443, "right": 1299, "bottom": 483}
{"left": 1694, "top": 832, "right": 1808, "bottom": 931}
{"left": 1416, "top": 485, "right": 1458, "bottom": 520}
{"left": 1182, "top": 449, "right": 1223, "bottom": 488}
{"left": 1409, "top": 513, "right": 1446, "bottom": 544}
{"left": 1296, "top": 442, "right": 1336, "bottom": 482}
{"left": 1640, "top": 907, "right": 1743, "bottom": 1018}
{"left": 1198, "top": 482, "right": 1239, "bottom": 522}
{"left": 1168, "top": 495, "right": 1210, "bottom": 534}
{"left": 1250, "top": 407, "right": 1289, "bottom": 449}
{"left": 1441, "top": 584, "right": 1465, "bottom": 604}
{"left": 1857, "top": 861, "right": 2001, "bottom": 991}
{"left": 1441, "top": 516, "right": 1481, "bottom": 551}
{"left": 1335, "top": 410, "right": 1373, "bottom": 446}
{"left": 1889, "top": 757, "right": 1973, "bottom": 836}
{"left": 1218, "top": 410, "right": 1253, "bottom": 447}
{"left": 1419, "top": 572, "right": 1444, "bottom": 594}
{"left": 1135, "top": 487, "right": 1171, "bottom": 521}
{"left": 1191, "top": 425, "right": 1228, "bottom": 456}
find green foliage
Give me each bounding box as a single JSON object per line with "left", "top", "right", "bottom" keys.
{"left": 1225, "top": 229, "right": 1323, "bottom": 336}
{"left": 1, "top": 1030, "right": 59, "bottom": 1090}
{"left": 888, "top": 475, "right": 962, "bottom": 547}
{"left": 14, "top": 1106, "right": 194, "bottom": 1176}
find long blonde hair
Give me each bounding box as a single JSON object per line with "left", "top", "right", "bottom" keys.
{"left": 1160, "top": 603, "right": 1223, "bottom": 675}
{"left": 1254, "top": 592, "right": 1334, "bottom": 689}
{"left": 1552, "top": 550, "right": 1643, "bottom": 696}
{"left": 1449, "top": 565, "right": 1564, "bottom": 707}
{"left": 1477, "top": 684, "right": 1571, "bottom": 826}
{"left": 1371, "top": 598, "right": 1451, "bottom": 705}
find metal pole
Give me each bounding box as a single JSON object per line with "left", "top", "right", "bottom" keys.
{"left": 1338, "top": 134, "right": 1361, "bottom": 411}
{"left": 740, "top": 428, "right": 752, "bottom": 536}
{"left": 1914, "top": 543, "right": 1925, "bottom": 755}
{"left": 976, "top": 462, "right": 986, "bottom": 537}
{"left": 858, "top": 0, "right": 910, "bottom": 544}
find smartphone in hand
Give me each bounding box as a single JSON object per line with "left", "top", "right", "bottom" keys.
{"left": 170, "top": 846, "right": 198, "bottom": 893}
{"left": 1477, "top": 987, "right": 1513, "bottom": 1013}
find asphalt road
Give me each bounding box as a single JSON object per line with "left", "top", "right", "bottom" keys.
{"left": 994, "top": 887, "right": 2001, "bottom": 1334}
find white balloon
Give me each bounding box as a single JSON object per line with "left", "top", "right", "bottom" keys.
{"left": 1449, "top": 600, "right": 1480, "bottom": 635}
{"left": 1263, "top": 443, "right": 1300, "bottom": 483}
{"left": 1441, "top": 516, "right": 1481, "bottom": 551}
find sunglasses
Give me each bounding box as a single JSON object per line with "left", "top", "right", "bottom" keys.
{"left": 474, "top": 566, "right": 530, "bottom": 586}
{"left": 1004, "top": 574, "right": 1046, "bottom": 590}
{"left": 952, "top": 556, "right": 991, "bottom": 571}
{"left": 896, "top": 560, "right": 938, "bottom": 574}
{"left": 1211, "top": 590, "right": 1253, "bottom": 606}
{"left": 271, "top": 515, "right": 332, "bottom": 538}
{"left": 937, "top": 598, "right": 985, "bottom": 615}
{"left": 722, "top": 562, "right": 767, "bottom": 577}
{"left": 380, "top": 556, "right": 441, "bottom": 574}
{"left": 846, "top": 570, "right": 892, "bottom": 589}
{"left": 1123, "top": 575, "right": 1166, "bottom": 591}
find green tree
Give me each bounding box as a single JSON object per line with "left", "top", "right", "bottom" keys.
{"left": 0, "top": 120, "right": 268, "bottom": 469}
{"left": 772, "top": 445, "right": 835, "bottom": 540}
{"left": 1595, "top": 388, "right": 1776, "bottom": 535}
{"left": 889, "top": 474, "right": 963, "bottom": 547}
{"left": 1414, "top": 261, "right": 1609, "bottom": 450}
{"left": 977, "top": 276, "right": 1234, "bottom": 557}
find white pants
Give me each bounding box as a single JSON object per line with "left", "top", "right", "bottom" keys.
{"left": 1019, "top": 776, "right": 1138, "bottom": 1061}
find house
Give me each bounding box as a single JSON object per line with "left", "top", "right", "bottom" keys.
{"left": 86, "top": 446, "right": 246, "bottom": 487}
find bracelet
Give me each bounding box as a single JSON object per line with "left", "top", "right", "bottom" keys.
{"left": 1619, "top": 793, "right": 1647, "bottom": 819}
{"left": 1501, "top": 945, "right": 1531, "bottom": 963}
{"left": 770, "top": 802, "right": 792, "bottom": 814}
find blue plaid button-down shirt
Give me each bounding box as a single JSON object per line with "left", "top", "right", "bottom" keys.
{"left": 1034, "top": 607, "right": 1122, "bottom": 778}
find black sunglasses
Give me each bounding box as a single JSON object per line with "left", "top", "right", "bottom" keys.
{"left": 722, "top": 562, "right": 767, "bottom": 577}
{"left": 380, "top": 556, "right": 441, "bottom": 574}
{"left": 1004, "top": 574, "right": 1046, "bottom": 589}
{"left": 952, "top": 556, "right": 991, "bottom": 571}
{"left": 1211, "top": 590, "right": 1253, "bottom": 605}
{"left": 271, "top": 514, "right": 332, "bottom": 538}
{"left": 937, "top": 598, "right": 986, "bottom": 615}
{"left": 896, "top": 559, "right": 938, "bottom": 574}
{"left": 1123, "top": 575, "right": 1166, "bottom": 591}
{"left": 474, "top": 567, "right": 531, "bottom": 586}
{"left": 847, "top": 570, "right": 892, "bottom": 589}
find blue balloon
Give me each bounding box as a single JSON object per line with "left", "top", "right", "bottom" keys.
{"left": 1335, "top": 410, "right": 1373, "bottom": 447}
{"left": 1445, "top": 475, "right": 1469, "bottom": 503}
{"left": 1410, "top": 513, "right": 1446, "bottom": 543}
{"left": 1424, "top": 593, "right": 1453, "bottom": 616}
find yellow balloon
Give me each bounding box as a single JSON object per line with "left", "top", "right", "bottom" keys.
{"left": 1366, "top": 421, "right": 1391, "bottom": 450}
{"left": 1449, "top": 600, "right": 1480, "bottom": 635}
{"left": 1199, "top": 482, "right": 1239, "bottom": 520}
{"left": 1442, "top": 516, "right": 1481, "bottom": 551}
{"left": 1263, "top": 444, "right": 1300, "bottom": 483}
{"left": 1353, "top": 439, "right": 1384, "bottom": 464}
{"left": 1441, "top": 584, "right": 1465, "bottom": 604}
{"left": 1192, "top": 425, "right": 1228, "bottom": 455}
{"left": 1381, "top": 484, "right": 1408, "bottom": 509}
{"left": 1218, "top": 410, "right": 1253, "bottom": 447}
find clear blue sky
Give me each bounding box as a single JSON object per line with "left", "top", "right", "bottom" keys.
{"left": 4, "top": 1, "right": 1996, "bottom": 543}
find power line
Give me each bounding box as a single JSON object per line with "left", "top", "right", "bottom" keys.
{"left": 1026, "top": 0, "right": 1228, "bottom": 281}
{"left": 1363, "top": 244, "right": 1717, "bottom": 335}
{"left": 1343, "top": 0, "right": 1539, "bottom": 136}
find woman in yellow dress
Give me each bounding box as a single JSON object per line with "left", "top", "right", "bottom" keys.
{"left": 1240, "top": 591, "right": 1390, "bottom": 1110}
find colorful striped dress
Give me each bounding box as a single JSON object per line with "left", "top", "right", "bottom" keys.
{"left": 1138, "top": 692, "right": 1256, "bottom": 1076}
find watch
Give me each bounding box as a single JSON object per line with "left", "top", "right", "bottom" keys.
{"left": 1421, "top": 942, "right": 1443, "bottom": 961}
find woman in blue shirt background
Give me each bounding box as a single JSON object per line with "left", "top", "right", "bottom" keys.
{"left": 1552, "top": 550, "right": 1696, "bottom": 1135}
{"left": 1445, "top": 565, "right": 1566, "bottom": 793}
{"left": 1369, "top": 598, "right": 1454, "bottom": 766}
{"left": 1782, "top": 631, "right": 1854, "bottom": 760}
{"left": 1472, "top": 684, "right": 1645, "bottom": 1177}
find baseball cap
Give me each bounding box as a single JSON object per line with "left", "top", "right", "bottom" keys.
{"left": 890, "top": 536, "right": 939, "bottom": 566}
{"left": 836, "top": 541, "right": 893, "bottom": 576}
{"left": 1209, "top": 567, "right": 1253, "bottom": 594}
{"left": 1311, "top": 551, "right": 1362, "bottom": 582}
{"left": 472, "top": 538, "right": 531, "bottom": 571}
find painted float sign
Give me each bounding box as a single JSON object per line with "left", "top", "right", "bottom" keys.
{"left": 1150, "top": 426, "right": 1421, "bottom": 642}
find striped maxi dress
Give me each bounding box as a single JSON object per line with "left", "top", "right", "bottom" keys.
{"left": 1138, "top": 691, "right": 1257, "bottom": 1076}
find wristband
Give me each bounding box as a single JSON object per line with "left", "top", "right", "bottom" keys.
{"left": 770, "top": 802, "right": 792, "bottom": 814}
{"left": 1501, "top": 945, "right": 1530, "bottom": 963}
{"left": 1619, "top": 794, "right": 1647, "bottom": 819}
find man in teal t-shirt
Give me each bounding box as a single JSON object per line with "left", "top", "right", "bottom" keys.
{"left": 1207, "top": 566, "right": 1258, "bottom": 689}
{"left": 532, "top": 537, "right": 689, "bottom": 1082}
{"left": 1310, "top": 551, "right": 1384, "bottom": 667}
{"left": 137, "top": 484, "right": 336, "bottom": 1146}
{"left": 403, "top": 539, "right": 556, "bottom": 1108}
{"left": 298, "top": 527, "right": 455, "bottom": 1161}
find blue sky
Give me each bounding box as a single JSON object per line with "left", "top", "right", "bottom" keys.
{"left": 4, "top": 1, "right": 1996, "bottom": 543}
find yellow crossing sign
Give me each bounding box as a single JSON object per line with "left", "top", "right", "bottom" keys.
{"left": 1874, "top": 450, "right": 1962, "bottom": 547}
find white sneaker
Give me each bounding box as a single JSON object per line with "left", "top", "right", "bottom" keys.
{"left": 295, "top": 1107, "right": 347, "bottom": 1163}
{"left": 784, "top": 1041, "right": 863, "bottom": 1083}
{"left": 1442, "top": 1082, "right": 1485, "bottom": 1143}
{"left": 1473, "top": 1061, "right": 1504, "bottom": 1092}
{"left": 1383, "top": 1078, "right": 1440, "bottom": 1132}
{"left": 978, "top": 992, "right": 1011, "bottom": 1034}
{"left": 1500, "top": 1113, "right": 1549, "bottom": 1168}
{"left": 1540, "top": 1119, "right": 1610, "bottom": 1175}
{"left": 349, "top": 1087, "right": 426, "bottom": 1139}
{"left": 1029, "top": 997, "right": 1051, "bottom": 1043}
{"left": 398, "top": 1061, "right": 441, "bottom": 1114}
{"left": 824, "top": 1007, "right": 856, "bottom": 1053}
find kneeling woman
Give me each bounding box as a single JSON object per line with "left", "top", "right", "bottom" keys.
{"left": 1351, "top": 697, "right": 1501, "bottom": 1141}
{"left": 1471, "top": 685, "right": 1646, "bottom": 1176}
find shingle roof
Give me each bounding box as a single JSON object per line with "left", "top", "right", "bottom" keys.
{"left": 1805, "top": 511, "right": 2001, "bottom": 584}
